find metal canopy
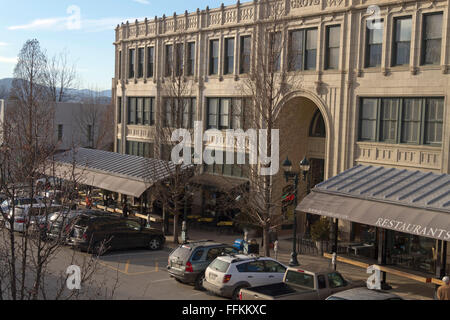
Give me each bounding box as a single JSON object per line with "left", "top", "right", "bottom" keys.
{"left": 296, "top": 165, "right": 450, "bottom": 241}
{"left": 46, "top": 148, "right": 190, "bottom": 198}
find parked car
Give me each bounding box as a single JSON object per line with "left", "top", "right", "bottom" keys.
{"left": 4, "top": 203, "right": 62, "bottom": 233}
{"left": 325, "top": 287, "right": 404, "bottom": 300}
{"left": 167, "top": 240, "right": 237, "bottom": 289}
{"left": 68, "top": 213, "right": 165, "bottom": 254}
{"left": 1, "top": 196, "right": 45, "bottom": 213}
{"left": 44, "top": 209, "right": 108, "bottom": 242}
{"left": 239, "top": 266, "right": 365, "bottom": 300}
{"left": 202, "top": 254, "right": 288, "bottom": 300}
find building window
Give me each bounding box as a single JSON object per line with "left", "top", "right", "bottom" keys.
{"left": 424, "top": 98, "right": 444, "bottom": 145}
{"left": 165, "top": 44, "right": 173, "bottom": 77}
{"left": 137, "top": 48, "right": 144, "bottom": 78}
{"left": 289, "top": 28, "right": 317, "bottom": 71}
{"left": 164, "top": 98, "right": 196, "bottom": 129}
{"left": 117, "top": 139, "right": 122, "bottom": 154}
{"left": 207, "top": 98, "right": 246, "bottom": 130}
{"left": 57, "top": 125, "right": 63, "bottom": 141}
{"left": 269, "top": 32, "right": 282, "bottom": 72}
{"left": 204, "top": 150, "right": 249, "bottom": 178}
{"left": 392, "top": 16, "right": 412, "bottom": 66}
{"left": 147, "top": 47, "right": 154, "bottom": 78}
{"left": 175, "top": 43, "right": 184, "bottom": 77}
{"left": 209, "top": 40, "right": 219, "bottom": 75}
{"left": 129, "top": 48, "right": 135, "bottom": 78}
{"left": 365, "top": 21, "right": 383, "bottom": 68}
{"left": 126, "top": 141, "right": 154, "bottom": 158}
{"left": 309, "top": 110, "right": 326, "bottom": 137}
{"left": 325, "top": 25, "right": 340, "bottom": 70}
{"left": 421, "top": 12, "right": 443, "bottom": 65}
{"left": 117, "top": 97, "right": 122, "bottom": 124}
{"left": 187, "top": 42, "right": 195, "bottom": 76}
{"left": 224, "top": 38, "right": 235, "bottom": 75}
{"left": 240, "top": 36, "right": 251, "bottom": 74}
{"left": 380, "top": 99, "right": 399, "bottom": 143}
{"left": 128, "top": 97, "right": 156, "bottom": 126}
{"left": 359, "top": 97, "right": 444, "bottom": 145}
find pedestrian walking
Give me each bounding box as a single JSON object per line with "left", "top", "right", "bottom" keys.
{"left": 85, "top": 194, "right": 92, "bottom": 209}
{"left": 122, "top": 202, "right": 129, "bottom": 218}
{"left": 437, "top": 276, "right": 450, "bottom": 300}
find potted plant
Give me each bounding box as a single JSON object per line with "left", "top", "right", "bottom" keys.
{"left": 310, "top": 218, "right": 330, "bottom": 256}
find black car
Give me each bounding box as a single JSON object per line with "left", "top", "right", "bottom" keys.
{"left": 45, "top": 209, "right": 110, "bottom": 242}
{"left": 68, "top": 213, "right": 165, "bottom": 254}
{"left": 167, "top": 240, "right": 237, "bottom": 289}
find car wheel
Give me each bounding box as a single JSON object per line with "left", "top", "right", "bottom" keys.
{"left": 232, "top": 286, "right": 245, "bottom": 300}
{"left": 194, "top": 273, "right": 205, "bottom": 290}
{"left": 148, "top": 237, "right": 162, "bottom": 251}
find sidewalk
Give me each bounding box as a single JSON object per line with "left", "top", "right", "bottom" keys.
{"left": 164, "top": 227, "right": 437, "bottom": 300}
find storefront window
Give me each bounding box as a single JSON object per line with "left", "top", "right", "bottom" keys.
{"left": 387, "top": 231, "right": 437, "bottom": 274}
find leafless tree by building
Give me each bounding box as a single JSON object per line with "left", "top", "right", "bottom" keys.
{"left": 0, "top": 39, "right": 117, "bottom": 300}
{"left": 233, "top": 2, "right": 303, "bottom": 256}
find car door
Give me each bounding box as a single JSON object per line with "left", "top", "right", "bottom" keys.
{"left": 317, "top": 274, "right": 331, "bottom": 299}
{"left": 119, "top": 220, "right": 145, "bottom": 249}
{"left": 326, "top": 272, "right": 348, "bottom": 295}
{"left": 242, "top": 261, "right": 267, "bottom": 286}
{"left": 262, "top": 260, "right": 287, "bottom": 284}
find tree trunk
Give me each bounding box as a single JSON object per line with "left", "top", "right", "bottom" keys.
{"left": 263, "top": 226, "right": 270, "bottom": 257}
{"left": 173, "top": 214, "right": 180, "bottom": 245}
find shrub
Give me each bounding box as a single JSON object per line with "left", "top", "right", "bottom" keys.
{"left": 310, "top": 218, "right": 330, "bottom": 242}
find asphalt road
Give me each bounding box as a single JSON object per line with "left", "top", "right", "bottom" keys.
{"left": 47, "top": 245, "right": 226, "bottom": 300}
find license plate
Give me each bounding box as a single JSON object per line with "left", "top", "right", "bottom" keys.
{"left": 209, "top": 272, "right": 217, "bottom": 280}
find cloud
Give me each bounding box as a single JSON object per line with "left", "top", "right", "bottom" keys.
{"left": 0, "top": 56, "right": 18, "bottom": 64}
{"left": 8, "top": 6, "right": 143, "bottom": 33}
{"left": 133, "top": 0, "right": 150, "bottom": 4}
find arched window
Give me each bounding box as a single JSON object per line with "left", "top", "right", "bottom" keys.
{"left": 309, "top": 110, "right": 326, "bottom": 137}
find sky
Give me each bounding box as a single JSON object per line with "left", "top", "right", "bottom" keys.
{"left": 0, "top": 0, "right": 238, "bottom": 91}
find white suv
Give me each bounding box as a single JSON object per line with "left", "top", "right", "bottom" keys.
{"left": 203, "top": 254, "right": 287, "bottom": 300}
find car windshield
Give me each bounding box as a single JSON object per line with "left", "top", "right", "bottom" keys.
{"left": 284, "top": 271, "right": 315, "bottom": 289}
{"left": 209, "top": 259, "right": 230, "bottom": 273}
{"left": 171, "top": 246, "right": 192, "bottom": 262}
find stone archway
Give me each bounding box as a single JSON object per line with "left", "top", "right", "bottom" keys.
{"left": 274, "top": 90, "right": 331, "bottom": 236}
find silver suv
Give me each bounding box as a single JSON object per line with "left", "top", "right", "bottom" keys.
{"left": 167, "top": 240, "right": 237, "bottom": 289}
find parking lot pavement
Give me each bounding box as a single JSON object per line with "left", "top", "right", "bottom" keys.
{"left": 52, "top": 245, "right": 226, "bottom": 300}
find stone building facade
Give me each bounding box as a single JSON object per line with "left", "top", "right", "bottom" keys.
{"left": 112, "top": 0, "right": 450, "bottom": 246}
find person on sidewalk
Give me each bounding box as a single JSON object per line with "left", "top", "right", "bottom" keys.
{"left": 122, "top": 202, "right": 129, "bottom": 218}
{"left": 437, "top": 276, "right": 450, "bottom": 300}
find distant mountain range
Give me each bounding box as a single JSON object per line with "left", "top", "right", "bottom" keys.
{"left": 0, "top": 78, "right": 111, "bottom": 103}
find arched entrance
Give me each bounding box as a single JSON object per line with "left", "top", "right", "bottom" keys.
{"left": 274, "top": 91, "right": 331, "bottom": 236}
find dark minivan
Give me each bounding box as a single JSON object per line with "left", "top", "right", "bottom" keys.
{"left": 68, "top": 213, "right": 165, "bottom": 254}
{"left": 167, "top": 240, "right": 236, "bottom": 289}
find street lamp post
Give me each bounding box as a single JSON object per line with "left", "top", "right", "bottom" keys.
{"left": 282, "top": 156, "right": 310, "bottom": 267}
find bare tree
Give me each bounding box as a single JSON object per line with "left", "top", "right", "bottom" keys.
{"left": 44, "top": 48, "right": 78, "bottom": 103}
{"left": 0, "top": 85, "right": 9, "bottom": 100}
{"left": 233, "top": 2, "right": 303, "bottom": 256}
{"left": 151, "top": 38, "right": 195, "bottom": 244}
{"left": 0, "top": 39, "right": 117, "bottom": 300}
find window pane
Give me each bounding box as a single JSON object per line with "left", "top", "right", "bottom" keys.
{"left": 144, "top": 98, "right": 151, "bottom": 125}
{"left": 326, "top": 26, "right": 340, "bottom": 69}
{"left": 225, "top": 38, "right": 234, "bottom": 74}
{"left": 360, "top": 98, "right": 377, "bottom": 141}
{"left": 289, "top": 30, "right": 303, "bottom": 71}
{"left": 187, "top": 42, "right": 195, "bottom": 76}
{"left": 176, "top": 43, "right": 184, "bottom": 76}
{"left": 166, "top": 45, "right": 173, "bottom": 76}
{"left": 425, "top": 98, "right": 444, "bottom": 144}
{"left": 210, "top": 40, "right": 219, "bottom": 75}
{"left": 271, "top": 33, "right": 282, "bottom": 72}
{"left": 401, "top": 99, "right": 421, "bottom": 143}
{"left": 423, "top": 13, "right": 442, "bottom": 65}
{"left": 380, "top": 99, "right": 398, "bottom": 142}
{"left": 138, "top": 48, "right": 144, "bottom": 78}
{"left": 220, "top": 99, "right": 231, "bottom": 129}
{"left": 366, "top": 23, "right": 383, "bottom": 67}
{"left": 305, "top": 29, "right": 317, "bottom": 70}
{"left": 208, "top": 99, "right": 219, "bottom": 129}
{"left": 128, "top": 98, "right": 136, "bottom": 124}
{"left": 393, "top": 17, "right": 412, "bottom": 65}
{"left": 147, "top": 47, "right": 154, "bottom": 77}
{"left": 240, "top": 36, "right": 251, "bottom": 74}
{"left": 136, "top": 98, "right": 143, "bottom": 124}
{"left": 129, "top": 49, "right": 135, "bottom": 78}
{"left": 232, "top": 98, "right": 243, "bottom": 129}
